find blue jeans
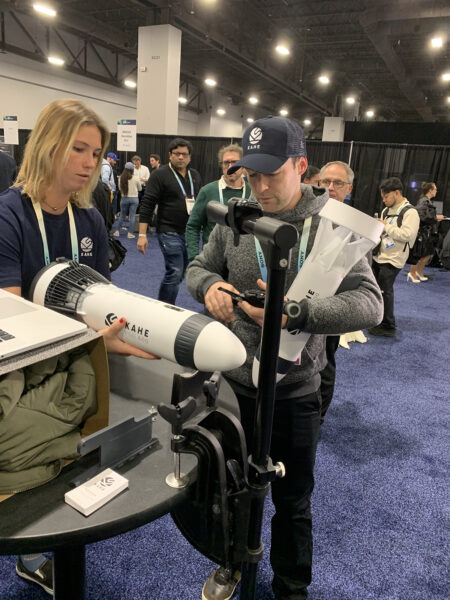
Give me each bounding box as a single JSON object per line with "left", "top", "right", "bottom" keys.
{"left": 157, "top": 232, "right": 188, "bottom": 305}
{"left": 116, "top": 196, "right": 138, "bottom": 234}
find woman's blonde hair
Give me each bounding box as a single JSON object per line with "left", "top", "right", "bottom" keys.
{"left": 14, "top": 98, "right": 110, "bottom": 208}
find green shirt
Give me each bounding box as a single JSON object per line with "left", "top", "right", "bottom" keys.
{"left": 185, "top": 177, "right": 251, "bottom": 261}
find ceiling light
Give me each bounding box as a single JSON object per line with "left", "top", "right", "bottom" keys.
{"left": 33, "top": 3, "right": 57, "bottom": 17}
{"left": 247, "top": 117, "right": 254, "bottom": 123}
{"left": 442, "top": 72, "right": 450, "bottom": 81}
{"left": 248, "top": 96, "right": 259, "bottom": 105}
{"left": 178, "top": 97, "right": 188, "bottom": 104}
{"left": 431, "top": 37, "right": 443, "bottom": 48}
{"left": 303, "top": 119, "right": 311, "bottom": 126}
{"left": 48, "top": 56, "right": 64, "bottom": 66}
{"left": 366, "top": 110, "right": 375, "bottom": 118}
{"left": 204, "top": 78, "right": 217, "bottom": 87}
{"left": 216, "top": 108, "right": 226, "bottom": 116}
{"left": 279, "top": 108, "right": 288, "bottom": 117}
{"left": 318, "top": 75, "right": 330, "bottom": 85}
{"left": 275, "top": 44, "right": 290, "bottom": 56}
{"left": 447, "top": 97, "right": 450, "bottom": 103}
{"left": 124, "top": 80, "right": 137, "bottom": 88}
{"left": 346, "top": 96, "right": 355, "bottom": 105}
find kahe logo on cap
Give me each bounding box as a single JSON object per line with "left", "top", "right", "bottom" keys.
{"left": 249, "top": 127, "right": 263, "bottom": 146}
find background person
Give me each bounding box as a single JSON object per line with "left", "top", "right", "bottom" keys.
{"left": 370, "top": 177, "right": 420, "bottom": 337}
{"left": 185, "top": 143, "right": 251, "bottom": 261}
{"left": 408, "top": 181, "right": 445, "bottom": 281}
{"left": 101, "top": 151, "right": 118, "bottom": 215}
{"left": 149, "top": 153, "right": 161, "bottom": 173}
{"left": 137, "top": 137, "right": 202, "bottom": 305}
{"left": 302, "top": 164, "right": 320, "bottom": 185}
{"left": 113, "top": 161, "right": 141, "bottom": 239}
{"left": 317, "top": 160, "right": 355, "bottom": 422}
{"left": 0, "top": 98, "right": 157, "bottom": 596}
{"left": 0, "top": 149, "right": 17, "bottom": 193}
{"left": 187, "top": 116, "right": 382, "bottom": 600}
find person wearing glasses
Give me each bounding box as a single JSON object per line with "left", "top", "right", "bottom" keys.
{"left": 185, "top": 144, "right": 251, "bottom": 262}
{"left": 137, "top": 138, "right": 202, "bottom": 304}
{"left": 315, "top": 161, "right": 355, "bottom": 422}
{"left": 318, "top": 161, "right": 354, "bottom": 203}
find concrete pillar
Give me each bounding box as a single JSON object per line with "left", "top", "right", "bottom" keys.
{"left": 137, "top": 25, "right": 181, "bottom": 134}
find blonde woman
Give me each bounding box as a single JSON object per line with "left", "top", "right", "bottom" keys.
{"left": 0, "top": 99, "right": 156, "bottom": 594}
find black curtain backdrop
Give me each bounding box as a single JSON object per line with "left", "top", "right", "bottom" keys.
{"left": 344, "top": 121, "right": 450, "bottom": 146}
{"left": 304, "top": 141, "right": 351, "bottom": 170}
{"left": 6, "top": 130, "right": 449, "bottom": 216}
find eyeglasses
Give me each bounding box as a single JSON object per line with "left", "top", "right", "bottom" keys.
{"left": 171, "top": 151, "right": 190, "bottom": 158}
{"left": 223, "top": 160, "right": 238, "bottom": 166}
{"left": 319, "top": 179, "right": 350, "bottom": 189}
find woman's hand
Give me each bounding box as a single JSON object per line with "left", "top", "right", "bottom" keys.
{"left": 99, "top": 318, "right": 160, "bottom": 360}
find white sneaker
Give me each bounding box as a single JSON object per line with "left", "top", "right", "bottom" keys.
{"left": 113, "top": 230, "right": 120, "bottom": 237}
{"left": 127, "top": 233, "right": 136, "bottom": 239}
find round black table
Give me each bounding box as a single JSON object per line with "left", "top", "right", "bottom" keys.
{"left": 0, "top": 355, "right": 238, "bottom": 599}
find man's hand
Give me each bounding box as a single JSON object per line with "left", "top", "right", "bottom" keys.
{"left": 437, "top": 214, "right": 445, "bottom": 222}
{"left": 205, "top": 281, "right": 239, "bottom": 323}
{"left": 99, "top": 318, "right": 160, "bottom": 360}
{"left": 137, "top": 236, "right": 148, "bottom": 254}
{"left": 238, "top": 279, "right": 288, "bottom": 328}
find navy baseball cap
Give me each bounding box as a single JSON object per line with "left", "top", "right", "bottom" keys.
{"left": 228, "top": 116, "right": 307, "bottom": 175}
{"left": 107, "top": 152, "right": 118, "bottom": 161}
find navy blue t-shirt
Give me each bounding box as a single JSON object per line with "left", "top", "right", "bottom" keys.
{"left": 0, "top": 187, "right": 110, "bottom": 298}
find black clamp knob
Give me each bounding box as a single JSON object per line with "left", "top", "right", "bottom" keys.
{"left": 158, "top": 397, "right": 197, "bottom": 436}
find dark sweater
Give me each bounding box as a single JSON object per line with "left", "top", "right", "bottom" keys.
{"left": 187, "top": 184, "right": 383, "bottom": 391}
{"left": 139, "top": 164, "right": 202, "bottom": 234}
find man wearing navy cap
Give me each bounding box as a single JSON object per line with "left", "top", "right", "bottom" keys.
{"left": 187, "top": 116, "right": 382, "bottom": 599}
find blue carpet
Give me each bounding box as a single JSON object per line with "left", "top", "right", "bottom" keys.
{"left": 1, "top": 238, "right": 448, "bottom": 600}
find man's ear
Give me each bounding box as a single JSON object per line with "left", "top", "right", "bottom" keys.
{"left": 297, "top": 157, "right": 308, "bottom": 178}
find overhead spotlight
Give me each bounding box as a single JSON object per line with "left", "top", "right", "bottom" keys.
{"left": 318, "top": 75, "right": 330, "bottom": 85}
{"left": 178, "top": 97, "right": 188, "bottom": 104}
{"left": 303, "top": 119, "right": 311, "bottom": 126}
{"left": 431, "top": 37, "right": 443, "bottom": 48}
{"left": 442, "top": 72, "right": 450, "bottom": 81}
{"left": 48, "top": 56, "right": 64, "bottom": 66}
{"left": 447, "top": 97, "right": 450, "bottom": 103}
{"left": 246, "top": 117, "right": 254, "bottom": 123}
{"left": 33, "top": 3, "right": 57, "bottom": 17}
{"left": 346, "top": 96, "right": 356, "bottom": 105}
{"left": 248, "top": 96, "right": 259, "bottom": 105}
{"left": 365, "top": 110, "right": 375, "bottom": 118}
{"left": 124, "top": 80, "right": 137, "bottom": 88}
{"left": 204, "top": 78, "right": 217, "bottom": 87}
{"left": 275, "top": 44, "right": 290, "bottom": 56}
{"left": 216, "top": 108, "right": 226, "bottom": 116}
{"left": 279, "top": 108, "right": 288, "bottom": 117}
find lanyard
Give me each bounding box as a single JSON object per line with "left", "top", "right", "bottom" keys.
{"left": 218, "top": 179, "right": 246, "bottom": 204}
{"left": 254, "top": 216, "right": 312, "bottom": 282}
{"left": 32, "top": 201, "right": 79, "bottom": 265}
{"left": 386, "top": 205, "right": 403, "bottom": 225}
{"left": 169, "top": 163, "right": 194, "bottom": 197}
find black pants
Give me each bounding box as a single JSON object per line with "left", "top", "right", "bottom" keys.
{"left": 319, "top": 335, "right": 340, "bottom": 422}
{"left": 371, "top": 261, "right": 401, "bottom": 329}
{"left": 236, "top": 388, "right": 322, "bottom": 599}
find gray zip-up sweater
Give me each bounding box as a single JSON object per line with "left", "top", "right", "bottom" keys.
{"left": 186, "top": 185, "right": 383, "bottom": 393}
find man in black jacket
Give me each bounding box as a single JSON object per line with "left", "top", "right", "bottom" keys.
{"left": 0, "top": 150, "right": 17, "bottom": 193}
{"left": 137, "top": 138, "right": 202, "bottom": 304}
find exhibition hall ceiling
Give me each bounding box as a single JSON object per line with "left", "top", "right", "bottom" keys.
{"left": 1, "top": 0, "right": 450, "bottom": 132}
